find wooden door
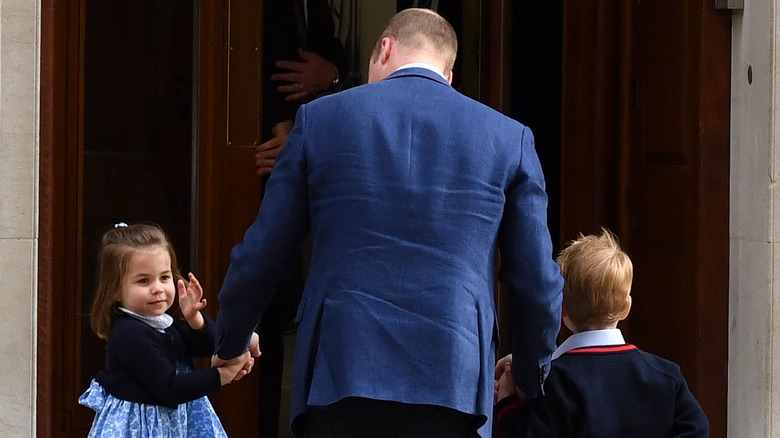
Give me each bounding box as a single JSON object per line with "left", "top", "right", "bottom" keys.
{"left": 196, "top": 0, "right": 264, "bottom": 435}
{"left": 560, "top": 1, "right": 730, "bottom": 436}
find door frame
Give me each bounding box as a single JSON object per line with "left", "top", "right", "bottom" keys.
{"left": 39, "top": 0, "right": 85, "bottom": 434}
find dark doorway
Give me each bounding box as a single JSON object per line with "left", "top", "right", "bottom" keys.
{"left": 510, "top": 1, "right": 563, "bottom": 253}
{"left": 76, "top": 0, "right": 195, "bottom": 431}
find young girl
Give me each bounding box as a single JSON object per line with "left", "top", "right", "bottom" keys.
{"left": 79, "top": 223, "right": 253, "bottom": 437}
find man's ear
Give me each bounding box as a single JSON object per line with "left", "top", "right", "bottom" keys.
{"left": 379, "top": 37, "right": 394, "bottom": 65}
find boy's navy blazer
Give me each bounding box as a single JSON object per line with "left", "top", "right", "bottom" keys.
{"left": 495, "top": 344, "right": 710, "bottom": 437}
{"left": 215, "top": 67, "right": 563, "bottom": 437}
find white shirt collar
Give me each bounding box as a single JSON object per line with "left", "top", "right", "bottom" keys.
{"left": 552, "top": 328, "right": 626, "bottom": 360}
{"left": 119, "top": 306, "right": 174, "bottom": 332}
{"left": 396, "top": 63, "right": 447, "bottom": 80}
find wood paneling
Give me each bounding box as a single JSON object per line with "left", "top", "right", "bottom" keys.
{"left": 39, "top": 0, "right": 85, "bottom": 434}
{"left": 197, "top": 0, "right": 263, "bottom": 435}
{"left": 480, "top": 0, "right": 511, "bottom": 113}
{"left": 227, "top": 0, "right": 262, "bottom": 148}
{"left": 560, "top": 1, "right": 620, "bottom": 239}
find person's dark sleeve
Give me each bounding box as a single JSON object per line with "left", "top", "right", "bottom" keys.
{"left": 113, "top": 322, "right": 221, "bottom": 407}
{"left": 495, "top": 377, "right": 575, "bottom": 437}
{"left": 177, "top": 311, "right": 217, "bottom": 359}
{"left": 262, "top": 1, "right": 303, "bottom": 136}
{"left": 262, "top": 0, "right": 348, "bottom": 137}
{"left": 495, "top": 396, "right": 525, "bottom": 436}
{"left": 306, "top": 0, "right": 348, "bottom": 89}
{"left": 671, "top": 376, "right": 710, "bottom": 437}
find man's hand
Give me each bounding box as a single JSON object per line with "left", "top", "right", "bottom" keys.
{"left": 271, "top": 49, "right": 337, "bottom": 101}
{"left": 495, "top": 355, "right": 517, "bottom": 403}
{"left": 212, "top": 332, "right": 262, "bottom": 381}
{"left": 248, "top": 331, "right": 261, "bottom": 357}
{"left": 256, "top": 120, "right": 293, "bottom": 175}
{"left": 495, "top": 353, "right": 513, "bottom": 380}
{"left": 215, "top": 351, "right": 252, "bottom": 386}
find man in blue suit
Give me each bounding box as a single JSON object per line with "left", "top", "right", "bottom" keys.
{"left": 213, "top": 8, "right": 563, "bottom": 438}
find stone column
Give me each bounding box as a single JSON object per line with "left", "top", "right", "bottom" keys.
{"left": 0, "top": 0, "right": 40, "bottom": 436}
{"left": 729, "top": 1, "right": 779, "bottom": 436}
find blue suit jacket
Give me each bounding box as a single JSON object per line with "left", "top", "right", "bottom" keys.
{"left": 215, "top": 68, "right": 563, "bottom": 437}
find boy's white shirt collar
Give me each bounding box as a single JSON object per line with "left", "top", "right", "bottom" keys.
{"left": 552, "top": 328, "right": 626, "bottom": 360}
{"left": 396, "top": 63, "right": 447, "bottom": 80}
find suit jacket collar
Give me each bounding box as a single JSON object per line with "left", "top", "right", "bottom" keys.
{"left": 384, "top": 67, "right": 451, "bottom": 87}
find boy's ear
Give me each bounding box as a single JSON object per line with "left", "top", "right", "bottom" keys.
{"left": 561, "top": 306, "right": 578, "bottom": 333}
{"left": 619, "top": 295, "right": 632, "bottom": 321}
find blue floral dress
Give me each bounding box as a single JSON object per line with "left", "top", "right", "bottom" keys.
{"left": 79, "top": 363, "right": 227, "bottom": 438}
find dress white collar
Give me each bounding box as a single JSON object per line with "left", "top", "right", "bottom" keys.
{"left": 118, "top": 306, "right": 174, "bottom": 331}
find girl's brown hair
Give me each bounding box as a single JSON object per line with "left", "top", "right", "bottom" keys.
{"left": 89, "top": 223, "right": 182, "bottom": 339}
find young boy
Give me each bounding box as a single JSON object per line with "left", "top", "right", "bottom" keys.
{"left": 494, "top": 229, "right": 709, "bottom": 437}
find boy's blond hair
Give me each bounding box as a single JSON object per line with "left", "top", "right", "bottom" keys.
{"left": 556, "top": 228, "right": 633, "bottom": 330}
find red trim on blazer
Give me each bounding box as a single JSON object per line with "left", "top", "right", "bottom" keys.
{"left": 496, "top": 397, "right": 524, "bottom": 421}
{"left": 566, "top": 344, "right": 637, "bottom": 354}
